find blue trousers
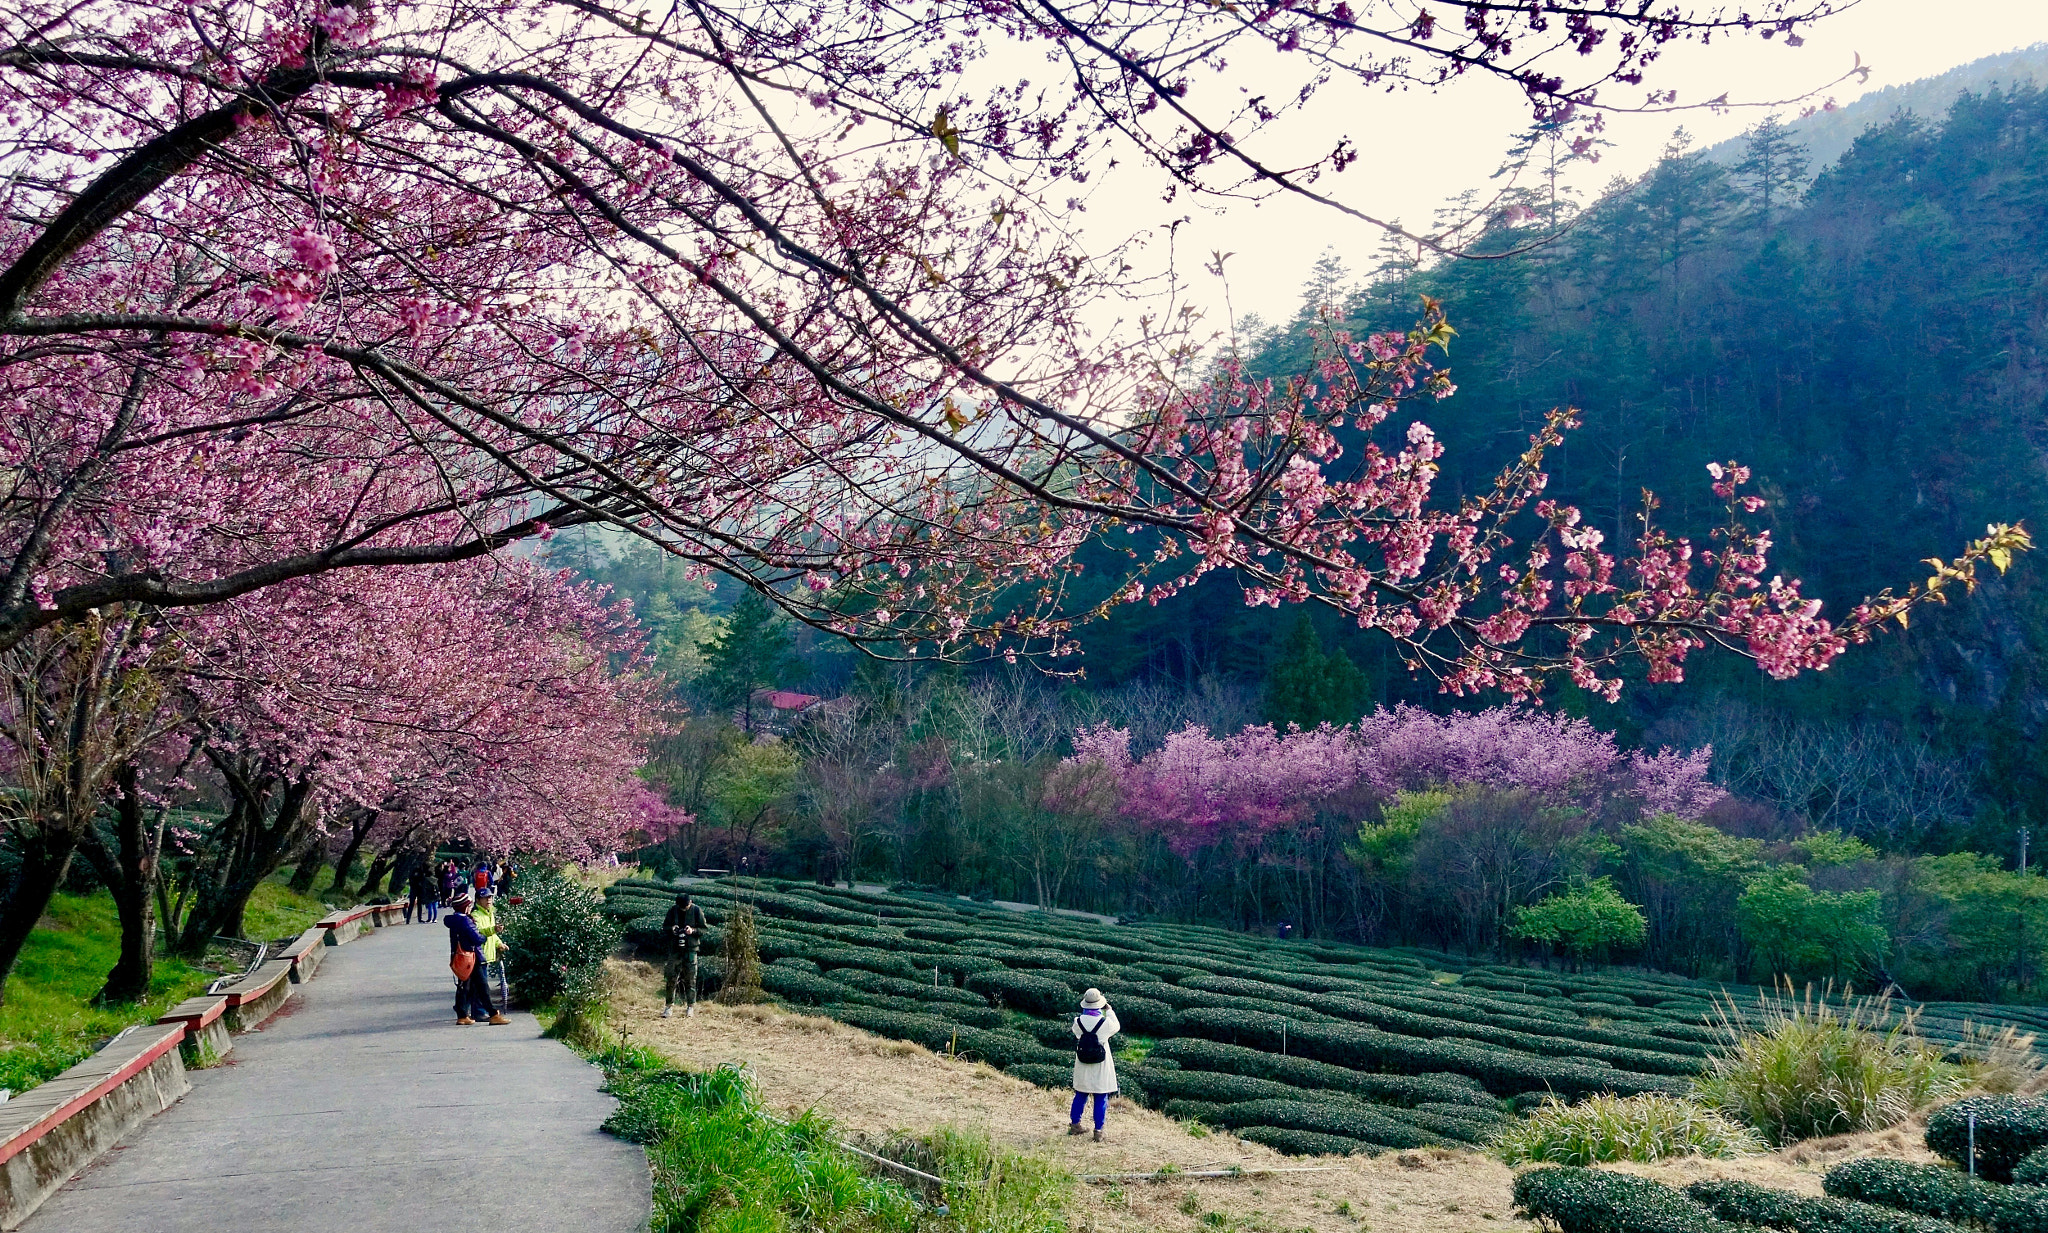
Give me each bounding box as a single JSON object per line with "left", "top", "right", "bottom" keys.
{"left": 1070, "top": 1091, "right": 1108, "bottom": 1129}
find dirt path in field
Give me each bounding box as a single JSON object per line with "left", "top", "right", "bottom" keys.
{"left": 608, "top": 960, "right": 1948, "bottom": 1233}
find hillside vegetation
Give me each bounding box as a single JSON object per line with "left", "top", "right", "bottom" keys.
{"left": 604, "top": 877, "right": 2043, "bottom": 1158}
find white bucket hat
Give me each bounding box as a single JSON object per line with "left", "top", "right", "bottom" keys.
{"left": 1080, "top": 988, "right": 1106, "bottom": 1009}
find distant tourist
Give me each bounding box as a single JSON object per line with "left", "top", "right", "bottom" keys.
{"left": 1069, "top": 988, "right": 1120, "bottom": 1142}
{"left": 1277, "top": 921, "right": 1292, "bottom": 940}
{"left": 439, "top": 860, "right": 460, "bottom": 908}
{"left": 661, "top": 891, "right": 707, "bottom": 1018}
{"left": 472, "top": 859, "right": 494, "bottom": 895}
{"left": 407, "top": 864, "right": 435, "bottom": 924}
{"left": 473, "top": 888, "right": 511, "bottom": 1007}
{"left": 445, "top": 892, "right": 508, "bottom": 1026}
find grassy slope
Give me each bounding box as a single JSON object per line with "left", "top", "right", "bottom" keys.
{"left": 0, "top": 873, "right": 337, "bottom": 1096}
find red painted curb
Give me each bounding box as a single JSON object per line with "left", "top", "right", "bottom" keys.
{"left": 0, "top": 1025, "right": 185, "bottom": 1167}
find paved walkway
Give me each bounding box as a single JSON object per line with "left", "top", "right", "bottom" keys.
{"left": 24, "top": 918, "right": 650, "bottom": 1232}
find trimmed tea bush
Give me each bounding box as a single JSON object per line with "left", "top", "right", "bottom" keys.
{"left": 1235, "top": 1126, "right": 1369, "bottom": 1157}
{"left": 834, "top": 967, "right": 990, "bottom": 1007}
{"left": 1174, "top": 1007, "right": 1682, "bottom": 1098}
{"left": 1685, "top": 1177, "right": 1967, "bottom": 1233}
{"left": 1162, "top": 1098, "right": 1440, "bottom": 1149}
{"left": 966, "top": 970, "right": 1077, "bottom": 1017}
{"left": 1823, "top": 1158, "right": 2048, "bottom": 1232}
{"left": 1927, "top": 1097, "right": 2048, "bottom": 1182}
{"left": 1147, "top": 1039, "right": 1498, "bottom": 1108}
{"left": 1492, "top": 1093, "right": 1765, "bottom": 1166}
{"left": 1512, "top": 1167, "right": 1731, "bottom": 1233}
{"left": 2016, "top": 1147, "right": 2048, "bottom": 1188}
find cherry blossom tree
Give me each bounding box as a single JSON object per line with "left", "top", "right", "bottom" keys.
{"left": 0, "top": 612, "right": 178, "bottom": 1005}
{"left": 1068, "top": 704, "right": 1723, "bottom": 856}
{"left": 0, "top": 554, "right": 661, "bottom": 1002}
{"left": 2, "top": 0, "right": 2007, "bottom": 700}
{"left": 155, "top": 557, "right": 660, "bottom": 955}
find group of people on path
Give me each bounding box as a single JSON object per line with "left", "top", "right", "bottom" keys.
{"left": 406, "top": 857, "right": 514, "bottom": 925}
{"left": 423, "top": 858, "right": 514, "bottom": 1026}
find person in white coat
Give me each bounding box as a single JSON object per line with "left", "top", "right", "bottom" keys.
{"left": 1069, "top": 988, "right": 1120, "bottom": 1141}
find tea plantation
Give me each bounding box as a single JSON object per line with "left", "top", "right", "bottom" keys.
{"left": 604, "top": 877, "right": 2048, "bottom": 1157}
{"left": 1516, "top": 1094, "right": 2048, "bottom": 1233}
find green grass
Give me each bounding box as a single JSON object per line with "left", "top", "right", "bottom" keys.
{"left": 594, "top": 1044, "right": 1070, "bottom": 1233}
{"left": 0, "top": 872, "right": 334, "bottom": 1097}
{"left": 243, "top": 875, "right": 350, "bottom": 942}
{"left": 0, "top": 891, "right": 209, "bottom": 1095}
{"left": 1490, "top": 1092, "right": 1767, "bottom": 1165}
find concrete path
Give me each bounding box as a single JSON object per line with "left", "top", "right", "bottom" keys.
{"left": 23, "top": 918, "right": 650, "bottom": 1232}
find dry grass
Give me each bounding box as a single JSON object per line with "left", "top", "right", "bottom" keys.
{"left": 602, "top": 959, "right": 1974, "bottom": 1233}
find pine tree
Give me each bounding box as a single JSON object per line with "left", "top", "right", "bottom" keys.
{"left": 1733, "top": 114, "right": 1812, "bottom": 222}
{"left": 1261, "top": 612, "right": 1368, "bottom": 729}
{"left": 697, "top": 590, "right": 799, "bottom": 732}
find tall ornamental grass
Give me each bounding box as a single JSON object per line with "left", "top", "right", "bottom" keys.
{"left": 1692, "top": 983, "right": 1966, "bottom": 1146}
{"left": 1491, "top": 1092, "right": 1766, "bottom": 1165}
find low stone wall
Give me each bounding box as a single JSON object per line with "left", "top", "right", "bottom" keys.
{"left": 0, "top": 904, "right": 407, "bottom": 1229}
{"left": 317, "top": 901, "right": 404, "bottom": 947}
{"left": 0, "top": 1025, "right": 188, "bottom": 1231}
{"left": 221, "top": 960, "right": 297, "bottom": 1034}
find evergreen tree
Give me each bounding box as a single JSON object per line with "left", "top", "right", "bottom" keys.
{"left": 697, "top": 590, "right": 800, "bottom": 732}
{"left": 1261, "top": 612, "right": 1368, "bottom": 729}
{"left": 1733, "top": 114, "right": 1811, "bottom": 221}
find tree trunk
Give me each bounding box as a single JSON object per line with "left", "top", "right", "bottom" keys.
{"left": 357, "top": 837, "right": 401, "bottom": 897}
{"left": 0, "top": 828, "right": 79, "bottom": 1007}
{"left": 84, "top": 763, "right": 160, "bottom": 1004}
{"left": 171, "top": 764, "right": 317, "bottom": 954}
{"left": 286, "top": 832, "right": 327, "bottom": 893}
{"left": 326, "top": 806, "right": 377, "bottom": 893}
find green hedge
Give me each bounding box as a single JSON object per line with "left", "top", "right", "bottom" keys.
{"left": 1513, "top": 1167, "right": 1731, "bottom": 1233}
{"left": 2017, "top": 1148, "right": 2048, "bottom": 1188}
{"left": 906, "top": 953, "right": 1010, "bottom": 981}
{"left": 964, "top": 970, "right": 1077, "bottom": 1017}
{"left": 1135, "top": 1067, "right": 1360, "bottom": 1110}
{"left": 801, "top": 945, "right": 919, "bottom": 979}
{"left": 1928, "top": 1098, "right": 2048, "bottom": 1182}
{"left": 1299, "top": 992, "right": 1704, "bottom": 1075}
{"left": 1161, "top": 1098, "right": 1440, "bottom": 1150}
{"left": 1003, "top": 1062, "right": 1074, "bottom": 1090}
{"left": 832, "top": 968, "right": 990, "bottom": 1008}
{"left": 1685, "top": 1177, "right": 1968, "bottom": 1233}
{"left": 1146, "top": 1039, "right": 1498, "bottom": 1108}
{"left": 1825, "top": 1159, "right": 2048, "bottom": 1233}
{"left": 761, "top": 919, "right": 910, "bottom": 950}
{"left": 1172, "top": 1007, "right": 1682, "bottom": 1098}
{"left": 1235, "top": 1125, "right": 1370, "bottom": 1157}
{"left": 760, "top": 964, "right": 860, "bottom": 1005}
{"left": 812, "top": 1003, "right": 1066, "bottom": 1069}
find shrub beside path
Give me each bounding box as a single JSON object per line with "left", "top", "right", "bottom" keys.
{"left": 20, "top": 918, "right": 649, "bottom": 1233}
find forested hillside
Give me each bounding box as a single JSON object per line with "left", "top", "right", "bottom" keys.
{"left": 1074, "top": 84, "right": 2048, "bottom": 856}
{"left": 554, "top": 81, "right": 2048, "bottom": 1003}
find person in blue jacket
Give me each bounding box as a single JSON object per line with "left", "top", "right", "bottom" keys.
{"left": 445, "top": 892, "right": 507, "bottom": 1026}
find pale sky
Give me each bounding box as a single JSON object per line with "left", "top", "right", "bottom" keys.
{"left": 1063, "top": 0, "right": 2048, "bottom": 332}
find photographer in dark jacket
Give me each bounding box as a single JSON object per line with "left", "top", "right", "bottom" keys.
{"left": 661, "top": 891, "right": 708, "bottom": 1019}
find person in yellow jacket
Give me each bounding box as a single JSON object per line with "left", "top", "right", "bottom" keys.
{"left": 474, "top": 889, "right": 512, "bottom": 1008}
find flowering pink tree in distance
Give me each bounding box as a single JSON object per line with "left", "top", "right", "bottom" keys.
{"left": 0, "top": 555, "right": 659, "bottom": 1003}
{"left": 1069, "top": 707, "right": 1722, "bottom": 856}
{"left": 1, "top": 0, "right": 2020, "bottom": 697}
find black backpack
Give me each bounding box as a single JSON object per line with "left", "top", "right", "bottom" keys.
{"left": 1075, "top": 1016, "right": 1107, "bottom": 1064}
